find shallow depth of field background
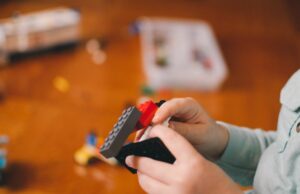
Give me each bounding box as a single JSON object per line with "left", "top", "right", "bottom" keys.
{"left": 0, "top": 0, "right": 299, "bottom": 193}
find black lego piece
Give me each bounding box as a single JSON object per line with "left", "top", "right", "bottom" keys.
{"left": 100, "top": 106, "right": 142, "bottom": 158}
{"left": 115, "top": 137, "right": 176, "bottom": 174}
{"left": 155, "top": 100, "right": 166, "bottom": 107}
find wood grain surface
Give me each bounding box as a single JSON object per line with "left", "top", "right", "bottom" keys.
{"left": 0, "top": 0, "right": 299, "bottom": 193}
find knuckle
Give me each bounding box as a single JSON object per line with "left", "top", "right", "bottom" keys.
{"left": 171, "top": 98, "right": 186, "bottom": 107}
{"left": 185, "top": 97, "right": 202, "bottom": 109}
{"left": 185, "top": 97, "right": 196, "bottom": 103}
{"left": 185, "top": 97, "right": 198, "bottom": 106}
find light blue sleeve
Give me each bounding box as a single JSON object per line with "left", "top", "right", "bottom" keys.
{"left": 215, "top": 122, "right": 277, "bottom": 186}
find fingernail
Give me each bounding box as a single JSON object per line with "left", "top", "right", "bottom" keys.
{"left": 125, "top": 156, "right": 134, "bottom": 167}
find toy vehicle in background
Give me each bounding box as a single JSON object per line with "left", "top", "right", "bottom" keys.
{"left": 0, "top": 7, "right": 81, "bottom": 66}
{"left": 74, "top": 132, "right": 118, "bottom": 166}
{"left": 0, "top": 135, "right": 9, "bottom": 185}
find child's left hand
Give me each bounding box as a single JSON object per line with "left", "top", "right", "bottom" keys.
{"left": 126, "top": 125, "right": 242, "bottom": 194}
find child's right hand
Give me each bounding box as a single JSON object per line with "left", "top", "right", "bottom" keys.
{"left": 127, "top": 125, "right": 242, "bottom": 194}
{"left": 152, "top": 97, "right": 229, "bottom": 159}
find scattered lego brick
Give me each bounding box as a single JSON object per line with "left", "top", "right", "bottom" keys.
{"left": 53, "top": 76, "right": 70, "bottom": 93}
{"left": 74, "top": 132, "right": 118, "bottom": 166}
{"left": 0, "top": 135, "right": 8, "bottom": 186}
{"left": 92, "top": 50, "right": 107, "bottom": 65}
{"left": 86, "top": 131, "right": 97, "bottom": 146}
{"left": 86, "top": 39, "right": 101, "bottom": 54}
{"left": 0, "top": 150, "right": 7, "bottom": 168}
{"left": 141, "top": 85, "right": 155, "bottom": 96}
{"left": 86, "top": 38, "right": 108, "bottom": 65}
{"left": 155, "top": 56, "right": 168, "bottom": 67}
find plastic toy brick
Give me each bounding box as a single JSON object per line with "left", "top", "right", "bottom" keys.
{"left": 74, "top": 132, "right": 118, "bottom": 166}
{"left": 100, "top": 99, "right": 176, "bottom": 173}
{"left": 0, "top": 136, "right": 8, "bottom": 186}
{"left": 0, "top": 151, "right": 6, "bottom": 170}
{"left": 136, "top": 100, "right": 158, "bottom": 130}
{"left": 100, "top": 107, "right": 142, "bottom": 158}
{"left": 155, "top": 100, "right": 166, "bottom": 107}
{"left": 86, "top": 132, "right": 97, "bottom": 146}
{"left": 115, "top": 137, "right": 176, "bottom": 174}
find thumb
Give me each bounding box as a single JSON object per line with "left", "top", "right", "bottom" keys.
{"left": 152, "top": 98, "right": 200, "bottom": 124}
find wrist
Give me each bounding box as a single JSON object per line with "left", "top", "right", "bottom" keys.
{"left": 212, "top": 122, "right": 230, "bottom": 159}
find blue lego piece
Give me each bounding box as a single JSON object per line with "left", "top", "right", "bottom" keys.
{"left": 86, "top": 132, "right": 97, "bottom": 146}
{"left": 0, "top": 157, "right": 6, "bottom": 169}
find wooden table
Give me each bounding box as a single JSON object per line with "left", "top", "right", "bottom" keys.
{"left": 0, "top": 0, "right": 299, "bottom": 193}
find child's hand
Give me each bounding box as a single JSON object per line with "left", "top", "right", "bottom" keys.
{"left": 126, "top": 125, "right": 242, "bottom": 194}
{"left": 153, "top": 97, "right": 229, "bottom": 159}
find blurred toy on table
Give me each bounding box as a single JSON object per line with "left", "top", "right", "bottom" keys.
{"left": 0, "top": 135, "right": 9, "bottom": 185}
{"left": 0, "top": 7, "right": 81, "bottom": 67}
{"left": 53, "top": 76, "right": 70, "bottom": 93}
{"left": 85, "top": 38, "right": 108, "bottom": 65}
{"left": 74, "top": 131, "right": 118, "bottom": 166}
{"left": 130, "top": 17, "right": 228, "bottom": 91}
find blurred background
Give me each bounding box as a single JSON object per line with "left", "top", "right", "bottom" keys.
{"left": 0, "top": 0, "right": 299, "bottom": 193}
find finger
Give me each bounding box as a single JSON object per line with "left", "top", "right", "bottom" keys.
{"left": 135, "top": 126, "right": 153, "bottom": 142}
{"left": 169, "top": 121, "right": 194, "bottom": 137}
{"left": 169, "top": 121, "right": 207, "bottom": 144}
{"left": 126, "top": 156, "right": 174, "bottom": 184}
{"left": 149, "top": 125, "right": 201, "bottom": 161}
{"left": 153, "top": 98, "right": 205, "bottom": 124}
{"left": 137, "top": 172, "right": 169, "bottom": 194}
{"left": 135, "top": 129, "right": 146, "bottom": 142}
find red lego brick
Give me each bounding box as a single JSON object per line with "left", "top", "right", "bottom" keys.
{"left": 136, "top": 100, "right": 158, "bottom": 130}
